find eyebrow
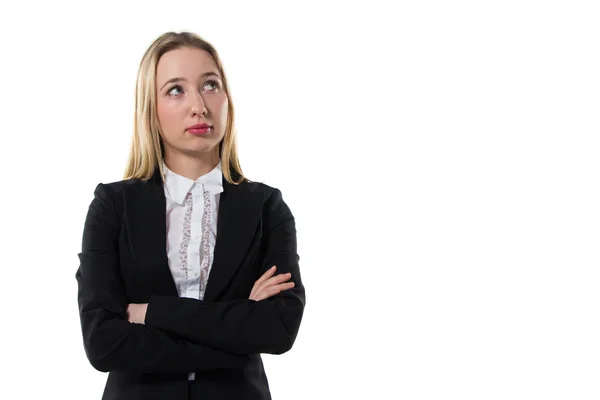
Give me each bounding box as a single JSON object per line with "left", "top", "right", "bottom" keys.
{"left": 159, "top": 72, "right": 221, "bottom": 91}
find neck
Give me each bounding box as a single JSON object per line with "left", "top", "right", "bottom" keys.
{"left": 164, "top": 150, "right": 220, "bottom": 181}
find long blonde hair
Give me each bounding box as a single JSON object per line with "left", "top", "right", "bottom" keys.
{"left": 123, "top": 31, "right": 246, "bottom": 184}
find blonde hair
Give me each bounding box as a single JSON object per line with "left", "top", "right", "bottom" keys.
{"left": 123, "top": 31, "right": 246, "bottom": 184}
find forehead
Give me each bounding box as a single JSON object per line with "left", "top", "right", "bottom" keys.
{"left": 156, "top": 47, "right": 219, "bottom": 82}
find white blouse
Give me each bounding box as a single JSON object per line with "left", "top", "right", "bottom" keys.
{"left": 162, "top": 161, "right": 223, "bottom": 380}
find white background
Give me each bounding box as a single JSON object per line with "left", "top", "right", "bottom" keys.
{"left": 0, "top": 1, "right": 599, "bottom": 399}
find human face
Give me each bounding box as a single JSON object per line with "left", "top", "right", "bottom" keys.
{"left": 155, "top": 47, "right": 228, "bottom": 162}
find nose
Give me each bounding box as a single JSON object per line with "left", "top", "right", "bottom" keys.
{"left": 190, "top": 91, "right": 207, "bottom": 116}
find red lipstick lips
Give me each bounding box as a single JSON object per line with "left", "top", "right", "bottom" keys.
{"left": 186, "top": 123, "right": 212, "bottom": 135}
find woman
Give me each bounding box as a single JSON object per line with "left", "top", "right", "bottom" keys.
{"left": 75, "top": 31, "right": 306, "bottom": 400}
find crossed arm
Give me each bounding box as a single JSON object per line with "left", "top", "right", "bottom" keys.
{"left": 127, "top": 265, "right": 295, "bottom": 323}
{"left": 76, "top": 184, "right": 305, "bottom": 374}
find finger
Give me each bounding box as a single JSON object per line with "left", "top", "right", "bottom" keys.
{"left": 257, "top": 272, "right": 292, "bottom": 293}
{"left": 250, "top": 267, "right": 277, "bottom": 297}
{"left": 254, "top": 271, "right": 286, "bottom": 293}
{"left": 258, "top": 283, "right": 294, "bottom": 301}
{"left": 254, "top": 265, "right": 277, "bottom": 287}
{"left": 255, "top": 281, "right": 296, "bottom": 301}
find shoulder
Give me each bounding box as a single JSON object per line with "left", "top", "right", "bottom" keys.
{"left": 240, "top": 179, "right": 284, "bottom": 204}
{"left": 91, "top": 177, "right": 143, "bottom": 198}
{"left": 240, "top": 179, "right": 293, "bottom": 219}
{"left": 88, "top": 177, "right": 147, "bottom": 213}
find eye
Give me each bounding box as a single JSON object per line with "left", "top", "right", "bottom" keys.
{"left": 204, "top": 80, "right": 220, "bottom": 91}
{"left": 167, "top": 84, "right": 183, "bottom": 96}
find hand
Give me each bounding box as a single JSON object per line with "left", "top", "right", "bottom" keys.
{"left": 249, "top": 265, "right": 295, "bottom": 301}
{"left": 127, "top": 303, "right": 148, "bottom": 324}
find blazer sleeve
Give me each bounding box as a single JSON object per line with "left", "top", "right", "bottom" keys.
{"left": 76, "top": 183, "right": 249, "bottom": 373}
{"left": 144, "top": 188, "right": 306, "bottom": 356}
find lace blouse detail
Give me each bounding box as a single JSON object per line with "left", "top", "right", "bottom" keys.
{"left": 175, "top": 189, "right": 215, "bottom": 299}
{"left": 177, "top": 192, "right": 194, "bottom": 297}
{"left": 199, "top": 189, "right": 212, "bottom": 300}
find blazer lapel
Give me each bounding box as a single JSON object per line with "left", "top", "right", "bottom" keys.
{"left": 123, "top": 169, "right": 179, "bottom": 297}
{"left": 203, "top": 176, "right": 263, "bottom": 301}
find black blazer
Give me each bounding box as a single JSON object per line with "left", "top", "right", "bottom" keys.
{"left": 75, "top": 168, "right": 306, "bottom": 400}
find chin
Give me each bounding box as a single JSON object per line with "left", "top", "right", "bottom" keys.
{"left": 182, "top": 144, "right": 220, "bottom": 157}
